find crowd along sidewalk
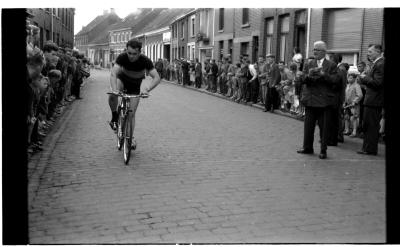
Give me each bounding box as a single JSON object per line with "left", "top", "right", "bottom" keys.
{"left": 163, "top": 78, "right": 307, "bottom": 121}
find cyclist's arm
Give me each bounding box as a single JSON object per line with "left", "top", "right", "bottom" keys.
{"left": 110, "top": 64, "right": 122, "bottom": 91}
{"left": 142, "top": 68, "right": 160, "bottom": 93}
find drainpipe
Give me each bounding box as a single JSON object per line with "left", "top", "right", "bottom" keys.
{"left": 306, "top": 8, "right": 311, "bottom": 58}
{"left": 51, "top": 8, "right": 54, "bottom": 41}
{"left": 212, "top": 8, "right": 215, "bottom": 59}
{"left": 359, "top": 8, "right": 366, "bottom": 64}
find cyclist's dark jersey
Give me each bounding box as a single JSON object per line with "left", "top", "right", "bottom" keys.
{"left": 115, "top": 53, "right": 154, "bottom": 94}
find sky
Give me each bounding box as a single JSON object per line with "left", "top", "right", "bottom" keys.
{"left": 74, "top": 8, "right": 135, "bottom": 35}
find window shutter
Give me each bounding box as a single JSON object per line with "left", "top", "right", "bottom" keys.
{"left": 327, "top": 9, "right": 363, "bottom": 50}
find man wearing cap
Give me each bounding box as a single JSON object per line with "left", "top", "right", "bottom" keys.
{"left": 264, "top": 54, "right": 281, "bottom": 112}
{"left": 297, "top": 41, "right": 340, "bottom": 159}
{"left": 357, "top": 44, "right": 384, "bottom": 155}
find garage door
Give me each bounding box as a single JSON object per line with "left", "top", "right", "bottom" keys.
{"left": 326, "top": 8, "right": 363, "bottom": 50}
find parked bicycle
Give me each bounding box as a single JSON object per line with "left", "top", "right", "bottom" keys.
{"left": 107, "top": 91, "right": 149, "bottom": 164}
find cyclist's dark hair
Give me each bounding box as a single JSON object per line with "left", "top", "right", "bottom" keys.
{"left": 43, "top": 41, "right": 59, "bottom": 53}
{"left": 126, "top": 39, "right": 142, "bottom": 51}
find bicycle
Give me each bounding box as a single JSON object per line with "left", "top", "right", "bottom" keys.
{"left": 107, "top": 91, "right": 149, "bottom": 165}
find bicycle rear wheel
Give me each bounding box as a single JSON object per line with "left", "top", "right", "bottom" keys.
{"left": 123, "top": 118, "right": 132, "bottom": 165}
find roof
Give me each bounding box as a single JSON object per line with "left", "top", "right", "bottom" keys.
{"left": 76, "top": 12, "right": 120, "bottom": 36}
{"left": 110, "top": 8, "right": 156, "bottom": 31}
{"left": 140, "top": 8, "right": 194, "bottom": 34}
{"left": 90, "top": 22, "right": 119, "bottom": 45}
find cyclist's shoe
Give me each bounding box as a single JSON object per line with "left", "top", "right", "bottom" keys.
{"left": 109, "top": 120, "right": 117, "bottom": 131}
{"left": 131, "top": 138, "right": 137, "bottom": 150}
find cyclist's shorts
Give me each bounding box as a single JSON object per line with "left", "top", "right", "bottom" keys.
{"left": 117, "top": 72, "right": 143, "bottom": 95}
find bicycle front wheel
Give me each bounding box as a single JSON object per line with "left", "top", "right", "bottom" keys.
{"left": 123, "top": 118, "right": 132, "bottom": 165}
{"left": 116, "top": 108, "right": 124, "bottom": 150}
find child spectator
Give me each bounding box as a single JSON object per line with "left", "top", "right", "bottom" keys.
{"left": 343, "top": 72, "right": 363, "bottom": 137}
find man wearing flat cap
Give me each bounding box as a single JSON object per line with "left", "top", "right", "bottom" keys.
{"left": 297, "top": 41, "right": 340, "bottom": 159}
{"left": 264, "top": 54, "right": 281, "bottom": 112}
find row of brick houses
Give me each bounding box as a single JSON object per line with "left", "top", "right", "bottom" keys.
{"left": 74, "top": 8, "right": 384, "bottom": 69}
{"left": 27, "top": 8, "right": 75, "bottom": 49}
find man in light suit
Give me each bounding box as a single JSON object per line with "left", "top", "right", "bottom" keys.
{"left": 357, "top": 44, "right": 384, "bottom": 155}
{"left": 297, "top": 41, "right": 340, "bottom": 159}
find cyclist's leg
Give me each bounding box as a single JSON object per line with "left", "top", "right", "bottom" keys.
{"left": 108, "top": 79, "right": 124, "bottom": 128}
{"left": 127, "top": 97, "right": 140, "bottom": 145}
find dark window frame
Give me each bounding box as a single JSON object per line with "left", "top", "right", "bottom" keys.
{"left": 242, "top": 8, "right": 249, "bottom": 25}
{"left": 219, "top": 8, "right": 224, "bottom": 31}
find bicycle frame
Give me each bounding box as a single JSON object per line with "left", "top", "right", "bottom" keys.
{"left": 107, "top": 91, "right": 149, "bottom": 164}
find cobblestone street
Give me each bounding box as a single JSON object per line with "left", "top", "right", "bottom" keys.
{"left": 28, "top": 69, "right": 386, "bottom": 244}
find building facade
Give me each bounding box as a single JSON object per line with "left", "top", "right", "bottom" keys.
{"left": 75, "top": 9, "right": 120, "bottom": 59}
{"left": 27, "top": 8, "right": 75, "bottom": 49}
{"left": 76, "top": 8, "right": 384, "bottom": 71}
{"left": 308, "top": 8, "right": 384, "bottom": 66}
{"left": 213, "top": 8, "right": 235, "bottom": 62}
{"left": 140, "top": 28, "right": 169, "bottom": 62}
{"left": 171, "top": 9, "right": 196, "bottom": 62}
{"left": 195, "top": 8, "right": 215, "bottom": 66}
{"left": 258, "top": 8, "right": 308, "bottom": 64}
{"left": 231, "top": 8, "right": 263, "bottom": 63}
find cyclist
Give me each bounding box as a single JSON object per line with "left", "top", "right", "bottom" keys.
{"left": 108, "top": 39, "right": 160, "bottom": 148}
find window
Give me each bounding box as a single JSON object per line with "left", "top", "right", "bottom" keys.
{"left": 191, "top": 16, "right": 195, "bottom": 37}
{"left": 40, "top": 27, "right": 44, "bottom": 48}
{"left": 265, "top": 18, "right": 274, "bottom": 55}
{"left": 199, "top": 12, "right": 203, "bottom": 33}
{"left": 228, "top": 39, "right": 233, "bottom": 58}
{"left": 242, "top": 8, "right": 249, "bottom": 25}
{"left": 219, "top": 8, "right": 224, "bottom": 30}
{"left": 279, "top": 15, "right": 289, "bottom": 63}
{"left": 219, "top": 40, "right": 224, "bottom": 60}
{"left": 240, "top": 42, "right": 249, "bottom": 56}
{"left": 181, "top": 21, "right": 184, "bottom": 38}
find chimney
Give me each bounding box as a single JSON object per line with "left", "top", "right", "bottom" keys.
{"left": 103, "top": 10, "right": 108, "bottom": 15}
{"left": 110, "top": 8, "right": 115, "bottom": 14}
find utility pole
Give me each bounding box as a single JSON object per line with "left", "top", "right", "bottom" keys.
{"left": 306, "top": 8, "right": 311, "bottom": 58}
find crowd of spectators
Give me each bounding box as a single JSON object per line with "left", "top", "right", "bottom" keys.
{"left": 26, "top": 20, "right": 90, "bottom": 156}
{"left": 166, "top": 46, "right": 385, "bottom": 146}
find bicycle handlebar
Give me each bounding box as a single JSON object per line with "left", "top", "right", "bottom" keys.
{"left": 107, "top": 91, "right": 150, "bottom": 98}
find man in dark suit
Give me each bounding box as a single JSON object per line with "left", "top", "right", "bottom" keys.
{"left": 264, "top": 54, "right": 281, "bottom": 113}
{"left": 325, "top": 53, "right": 347, "bottom": 146}
{"left": 210, "top": 59, "right": 219, "bottom": 93}
{"left": 357, "top": 44, "right": 384, "bottom": 155}
{"left": 297, "top": 41, "right": 340, "bottom": 159}
{"left": 194, "top": 58, "right": 202, "bottom": 88}
{"left": 180, "top": 58, "right": 190, "bottom": 86}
